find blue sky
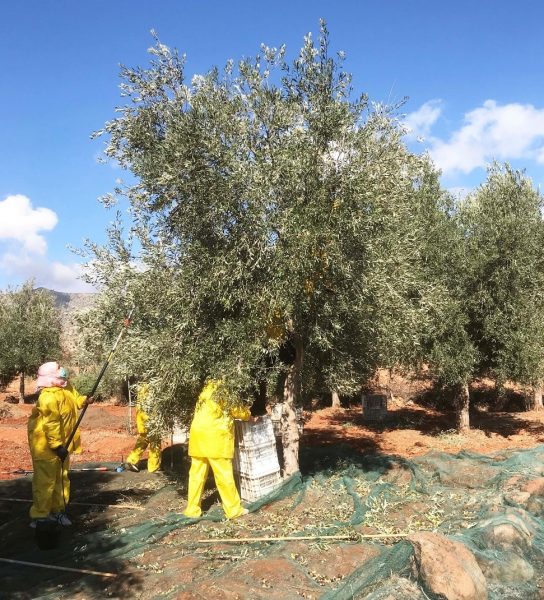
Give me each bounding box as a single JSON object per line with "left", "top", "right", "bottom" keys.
{"left": 1, "top": 0, "right": 544, "bottom": 292}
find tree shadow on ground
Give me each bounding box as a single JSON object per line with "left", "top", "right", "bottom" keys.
{"left": 160, "top": 443, "right": 190, "bottom": 478}
{"left": 303, "top": 409, "right": 382, "bottom": 453}
{"left": 469, "top": 385, "right": 529, "bottom": 413}
{"left": 299, "top": 443, "right": 406, "bottom": 479}
{"left": 0, "top": 472, "right": 148, "bottom": 600}
{"left": 311, "top": 397, "right": 544, "bottom": 444}
{"left": 470, "top": 408, "right": 544, "bottom": 439}
{"left": 409, "top": 381, "right": 544, "bottom": 439}
{"left": 0, "top": 461, "right": 191, "bottom": 599}
{"left": 309, "top": 405, "right": 451, "bottom": 436}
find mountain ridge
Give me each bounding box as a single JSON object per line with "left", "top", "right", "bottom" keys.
{"left": 37, "top": 288, "right": 97, "bottom": 356}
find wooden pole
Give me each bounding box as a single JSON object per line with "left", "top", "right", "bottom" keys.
{"left": 0, "top": 557, "right": 117, "bottom": 578}
{"left": 0, "top": 497, "right": 144, "bottom": 510}
{"left": 195, "top": 532, "right": 411, "bottom": 544}
{"left": 1, "top": 467, "right": 110, "bottom": 475}
{"left": 127, "top": 377, "right": 133, "bottom": 435}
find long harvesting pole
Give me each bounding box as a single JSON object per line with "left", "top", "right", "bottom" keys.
{"left": 127, "top": 376, "right": 133, "bottom": 435}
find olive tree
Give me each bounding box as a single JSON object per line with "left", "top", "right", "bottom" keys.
{"left": 84, "top": 23, "right": 450, "bottom": 474}
{"left": 0, "top": 281, "right": 62, "bottom": 401}
{"left": 409, "top": 164, "right": 477, "bottom": 431}
{"left": 461, "top": 163, "right": 544, "bottom": 410}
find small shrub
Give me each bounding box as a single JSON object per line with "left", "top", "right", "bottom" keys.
{"left": 71, "top": 370, "right": 123, "bottom": 401}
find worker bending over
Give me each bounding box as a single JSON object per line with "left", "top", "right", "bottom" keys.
{"left": 27, "top": 362, "right": 94, "bottom": 528}
{"left": 184, "top": 380, "right": 251, "bottom": 520}
{"left": 125, "top": 383, "right": 162, "bottom": 472}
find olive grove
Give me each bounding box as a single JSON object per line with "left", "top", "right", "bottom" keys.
{"left": 80, "top": 24, "right": 544, "bottom": 471}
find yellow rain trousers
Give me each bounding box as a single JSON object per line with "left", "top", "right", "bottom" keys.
{"left": 126, "top": 385, "right": 162, "bottom": 472}
{"left": 183, "top": 381, "right": 250, "bottom": 519}
{"left": 126, "top": 412, "right": 162, "bottom": 472}
{"left": 30, "top": 457, "right": 71, "bottom": 519}
{"left": 27, "top": 383, "right": 86, "bottom": 519}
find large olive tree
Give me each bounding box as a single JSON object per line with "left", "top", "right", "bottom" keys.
{"left": 84, "top": 23, "right": 450, "bottom": 473}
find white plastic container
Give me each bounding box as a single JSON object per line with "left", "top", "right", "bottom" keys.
{"left": 235, "top": 470, "right": 282, "bottom": 503}
{"left": 233, "top": 441, "right": 280, "bottom": 477}
{"left": 234, "top": 417, "right": 282, "bottom": 501}
{"left": 235, "top": 416, "right": 276, "bottom": 447}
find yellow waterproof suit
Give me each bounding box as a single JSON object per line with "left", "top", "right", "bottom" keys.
{"left": 184, "top": 381, "right": 250, "bottom": 519}
{"left": 126, "top": 384, "right": 162, "bottom": 472}
{"left": 27, "top": 383, "right": 86, "bottom": 519}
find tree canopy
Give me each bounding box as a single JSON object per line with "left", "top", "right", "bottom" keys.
{"left": 461, "top": 163, "right": 544, "bottom": 396}
{"left": 82, "top": 23, "right": 457, "bottom": 468}
{"left": 0, "top": 281, "right": 62, "bottom": 400}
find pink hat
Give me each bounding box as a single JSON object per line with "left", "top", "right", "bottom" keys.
{"left": 36, "top": 361, "right": 67, "bottom": 391}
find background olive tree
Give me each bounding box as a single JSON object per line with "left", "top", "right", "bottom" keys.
{"left": 82, "top": 23, "right": 460, "bottom": 473}
{"left": 460, "top": 163, "right": 544, "bottom": 411}
{"left": 0, "top": 281, "right": 62, "bottom": 401}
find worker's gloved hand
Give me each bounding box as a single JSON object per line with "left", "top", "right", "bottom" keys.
{"left": 83, "top": 396, "right": 95, "bottom": 407}
{"left": 54, "top": 446, "right": 69, "bottom": 461}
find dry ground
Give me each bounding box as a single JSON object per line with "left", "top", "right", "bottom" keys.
{"left": 2, "top": 375, "right": 544, "bottom": 598}
{"left": 2, "top": 373, "right": 544, "bottom": 479}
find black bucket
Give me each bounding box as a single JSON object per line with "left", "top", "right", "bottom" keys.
{"left": 35, "top": 519, "right": 62, "bottom": 550}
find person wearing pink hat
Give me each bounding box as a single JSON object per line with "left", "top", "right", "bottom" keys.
{"left": 27, "top": 361, "right": 94, "bottom": 528}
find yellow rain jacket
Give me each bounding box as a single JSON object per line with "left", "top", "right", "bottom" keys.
{"left": 28, "top": 383, "right": 87, "bottom": 460}
{"left": 135, "top": 384, "right": 150, "bottom": 435}
{"left": 126, "top": 384, "right": 162, "bottom": 472}
{"left": 188, "top": 381, "right": 251, "bottom": 459}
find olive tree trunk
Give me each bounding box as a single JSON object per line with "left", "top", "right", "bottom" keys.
{"left": 18, "top": 370, "right": 25, "bottom": 403}
{"left": 331, "top": 391, "right": 341, "bottom": 408}
{"left": 281, "top": 337, "right": 303, "bottom": 477}
{"left": 494, "top": 379, "right": 508, "bottom": 411}
{"left": 530, "top": 386, "right": 543, "bottom": 411}
{"left": 455, "top": 382, "right": 470, "bottom": 433}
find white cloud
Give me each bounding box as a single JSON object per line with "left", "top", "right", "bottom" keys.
{"left": 409, "top": 100, "right": 544, "bottom": 175}
{"left": 0, "top": 194, "right": 94, "bottom": 293}
{"left": 0, "top": 252, "right": 94, "bottom": 293}
{"left": 403, "top": 100, "right": 442, "bottom": 140}
{"left": 0, "top": 194, "right": 58, "bottom": 254}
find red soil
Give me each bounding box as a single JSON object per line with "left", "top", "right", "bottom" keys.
{"left": 3, "top": 386, "right": 544, "bottom": 479}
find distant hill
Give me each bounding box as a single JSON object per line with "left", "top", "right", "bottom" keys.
{"left": 38, "top": 288, "right": 97, "bottom": 312}
{"left": 37, "top": 288, "right": 97, "bottom": 357}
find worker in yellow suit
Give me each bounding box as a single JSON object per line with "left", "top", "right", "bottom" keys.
{"left": 28, "top": 361, "right": 94, "bottom": 527}
{"left": 183, "top": 380, "right": 251, "bottom": 520}
{"left": 125, "top": 383, "right": 162, "bottom": 472}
